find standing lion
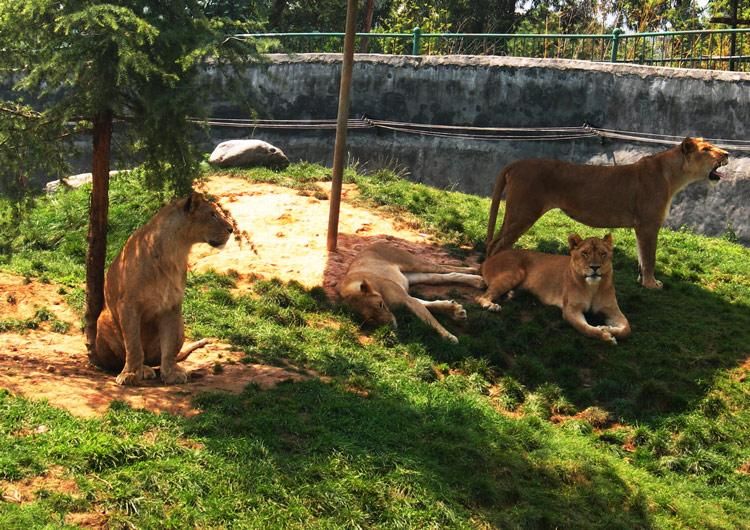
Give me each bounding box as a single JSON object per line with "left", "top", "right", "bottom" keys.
{"left": 486, "top": 137, "right": 729, "bottom": 288}
{"left": 90, "top": 192, "right": 234, "bottom": 385}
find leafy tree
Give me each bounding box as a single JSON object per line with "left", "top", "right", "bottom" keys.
{"left": 0, "top": 0, "right": 258, "bottom": 355}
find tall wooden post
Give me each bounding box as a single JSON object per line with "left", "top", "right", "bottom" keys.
{"left": 326, "top": 0, "right": 358, "bottom": 251}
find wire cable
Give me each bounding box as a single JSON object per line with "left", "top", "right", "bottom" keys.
{"left": 192, "top": 116, "right": 750, "bottom": 150}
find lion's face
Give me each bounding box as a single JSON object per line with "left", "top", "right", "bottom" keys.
{"left": 568, "top": 234, "right": 613, "bottom": 284}
{"left": 183, "top": 192, "right": 233, "bottom": 248}
{"left": 343, "top": 280, "right": 397, "bottom": 328}
{"left": 681, "top": 137, "right": 729, "bottom": 182}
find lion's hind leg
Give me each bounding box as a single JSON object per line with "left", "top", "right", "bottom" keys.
{"left": 404, "top": 272, "right": 485, "bottom": 289}
{"left": 477, "top": 269, "right": 525, "bottom": 312}
{"left": 92, "top": 308, "right": 126, "bottom": 373}
{"left": 487, "top": 200, "right": 545, "bottom": 256}
{"left": 388, "top": 247, "right": 480, "bottom": 275}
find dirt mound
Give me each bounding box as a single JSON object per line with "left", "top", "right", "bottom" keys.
{"left": 0, "top": 177, "right": 480, "bottom": 418}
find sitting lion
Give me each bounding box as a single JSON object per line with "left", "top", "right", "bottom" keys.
{"left": 91, "top": 192, "right": 234, "bottom": 385}
{"left": 478, "top": 234, "right": 630, "bottom": 344}
{"left": 339, "top": 242, "right": 485, "bottom": 343}
{"left": 486, "top": 137, "right": 729, "bottom": 288}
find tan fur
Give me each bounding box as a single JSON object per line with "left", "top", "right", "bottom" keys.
{"left": 486, "top": 137, "right": 729, "bottom": 288}
{"left": 339, "top": 242, "right": 485, "bottom": 343}
{"left": 479, "top": 234, "right": 630, "bottom": 344}
{"left": 91, "top": 192, "right": 233, "bottom": 386}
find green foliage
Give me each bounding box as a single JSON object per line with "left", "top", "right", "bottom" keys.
{"left": 0, "top": 0, "right": 260, "bottom": 197}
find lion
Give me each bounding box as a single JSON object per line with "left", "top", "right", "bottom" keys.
{"left": 486, "top": 137, "right": 729, "bottom": 288}
{"left": 479, "top": 234, "right": 630, "bottom": 344}
{"left": 339, "top": 242, "right": 485, "bottom": 343}
{"left": 90, "top": 191, "right": 234, "bottom": 385}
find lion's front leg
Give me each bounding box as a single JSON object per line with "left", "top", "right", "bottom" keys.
{"left": 635, "top": 225, "right": 663, "bottom": 289}
{"left": 403, "top": 297, "right": 460, "bottom": 344}
{"left": 115, "top": 304, "right": 147, "bottom": 386}
{"left": 600, "top": 305, "right": 631, "bottom": 339}
{"left": 158, "top": 311, "right": 188, "bottom": 385}
{"left": 563, "top": 305, "right": 617, "bottom": 344}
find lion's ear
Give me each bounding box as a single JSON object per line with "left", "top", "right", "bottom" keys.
{"left": 568, "top": 233, "right": 583, "bottom": 250}
{"left": 184, "top": 191, "right": 201, "bottom": 213}
{"left": 603, "top": 233, "right": 613, "bottom": 246}
{"left": 681, "top": 137, "right": 698, "bottom": 154}
{"left": 360, "top": 279, "right": 373, "bottom": 294}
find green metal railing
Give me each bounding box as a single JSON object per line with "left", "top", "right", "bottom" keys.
{"left": 234, "top": 28, "right": 750, "bottom": 71}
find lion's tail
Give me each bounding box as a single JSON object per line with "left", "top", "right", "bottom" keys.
{"left": 485, "top": 166, "right": 509, "bottom": 256}
{"left": 176, "top": 338, "right": 209, "bottom": 362}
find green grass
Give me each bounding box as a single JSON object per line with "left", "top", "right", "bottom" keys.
{"left": 0, "top": 163, "right": 748, "bottom": 528}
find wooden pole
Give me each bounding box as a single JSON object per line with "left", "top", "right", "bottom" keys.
{"left": 326, "top": 0, "right": 358, "bottom": 252}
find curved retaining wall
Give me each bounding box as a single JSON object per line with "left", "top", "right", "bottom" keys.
{"left": 203, "top": 54, "right": 750, "bottom": 244}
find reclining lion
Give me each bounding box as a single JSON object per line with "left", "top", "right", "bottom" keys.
{"left": 486, "top": 137, "right": 729, "bottom": 288}
{"left": 339, "top": 242, "right": 485, "bottom": 343}
{"left": 479, "top": 234, "right": 630, "bottom": 344}
{"left": 91, "top": 192, "right": 234, "bottom": 385}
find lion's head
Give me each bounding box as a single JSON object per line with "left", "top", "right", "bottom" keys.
{"left": 680, "top": 137, "right": 729, "bottom": 182}
{"left": 182, "top": 192, "right": 233, "bottom": 248}
{"left": 568, "top": 233, "right": 614, "bottom": 284}
{"left": 342, "top": 279, "right": 398, "bottom": 328}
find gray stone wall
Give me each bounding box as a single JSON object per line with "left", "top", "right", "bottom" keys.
{"left": 202, "top": 54, "right": 750, "bottom": 243}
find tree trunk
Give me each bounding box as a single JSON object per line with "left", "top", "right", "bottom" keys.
{"left": 359, "top": 0, "right": 375, "bottom": 53}
{"left": 84, "top": 110, "right": 113, "bottom": 358}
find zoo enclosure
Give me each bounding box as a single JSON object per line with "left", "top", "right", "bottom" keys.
{"left": 235, "top": 28, "right": 750, "bottom": 71}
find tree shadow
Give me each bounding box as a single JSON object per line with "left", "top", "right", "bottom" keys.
{"left": 186, "top": 379, "right": 654, "bottom": 528}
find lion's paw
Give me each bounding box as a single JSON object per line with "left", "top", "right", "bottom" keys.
{"left": 115, "top": 371, "right": 141, "bottom": 386}
{"left": 142, "top": 365, "right": 157, "bottom": 380}
{"left": 640, "top": 276, "right": 663, "bottom": 289}
{"left": 471, "top": 276, "right": 486, "bottom": 289}
{"left": 444, "top": 333, "right": 459, "bottom": 344}
{"left": 451, "top": 303, "right": 467, "bottom": 321}
{"left": 161, "top": 365, "right": 189, "bottom": 385}
{"left": 483, "top": 302, "right": 502, "bottom": 312}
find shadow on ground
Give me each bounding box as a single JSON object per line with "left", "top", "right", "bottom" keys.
{"left": 187, "top": 378, "right": 654, "bottom": 528}
{"left": 325, "top": 233, "right": 750, "bottom": 424}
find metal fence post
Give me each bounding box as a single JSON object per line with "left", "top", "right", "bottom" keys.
{"left": 611, "top": 28, "right": 623, "bottom": 62}
{"left": 412, "top": 27, "right": 421, "bottom": 55}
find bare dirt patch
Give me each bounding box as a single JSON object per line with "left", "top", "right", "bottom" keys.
{"left": 0, "top": 272, "right": 78, "bottom": 325}
{"left": 0, "top": 465, "right": 79, "bottom": 504}
{"left": 0, "top": 177, "right": 482, "bottom": 418}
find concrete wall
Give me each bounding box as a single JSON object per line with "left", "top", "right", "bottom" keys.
{"left": 202, "top": 54, "right": 750, "bottom": 244}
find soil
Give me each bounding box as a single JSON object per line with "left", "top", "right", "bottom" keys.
{"left": 0, "top": 176, "right": 482, "bottom": 419}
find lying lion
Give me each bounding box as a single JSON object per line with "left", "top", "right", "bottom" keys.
{"left": 339, "top": 242, "right": 485, "bottom": 343}
{"left": 91, "top": 192, "right": 234, "bottom": 385}
{"left": 478, "top": 234, "right": 630, "bottom": 344}
{"left": 486, "top": 137, "right": 729, "bottom": 288}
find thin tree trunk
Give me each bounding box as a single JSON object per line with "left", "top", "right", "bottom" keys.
{"left": 359, "top": 0, "right": 375, "bottom": 53}
{"left": 84, "top": 110, "right": 113, "bottom": 358}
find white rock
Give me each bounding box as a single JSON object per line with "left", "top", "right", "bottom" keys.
{"left": 44, "top": 170, "right": 122, "bottom": 194}
{"left": 208, "top": 140, "right": 289, "bottom": 169}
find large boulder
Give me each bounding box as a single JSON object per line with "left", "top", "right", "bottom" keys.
{"left": 208, "top": 140, "right": 289, "bottom": 169}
